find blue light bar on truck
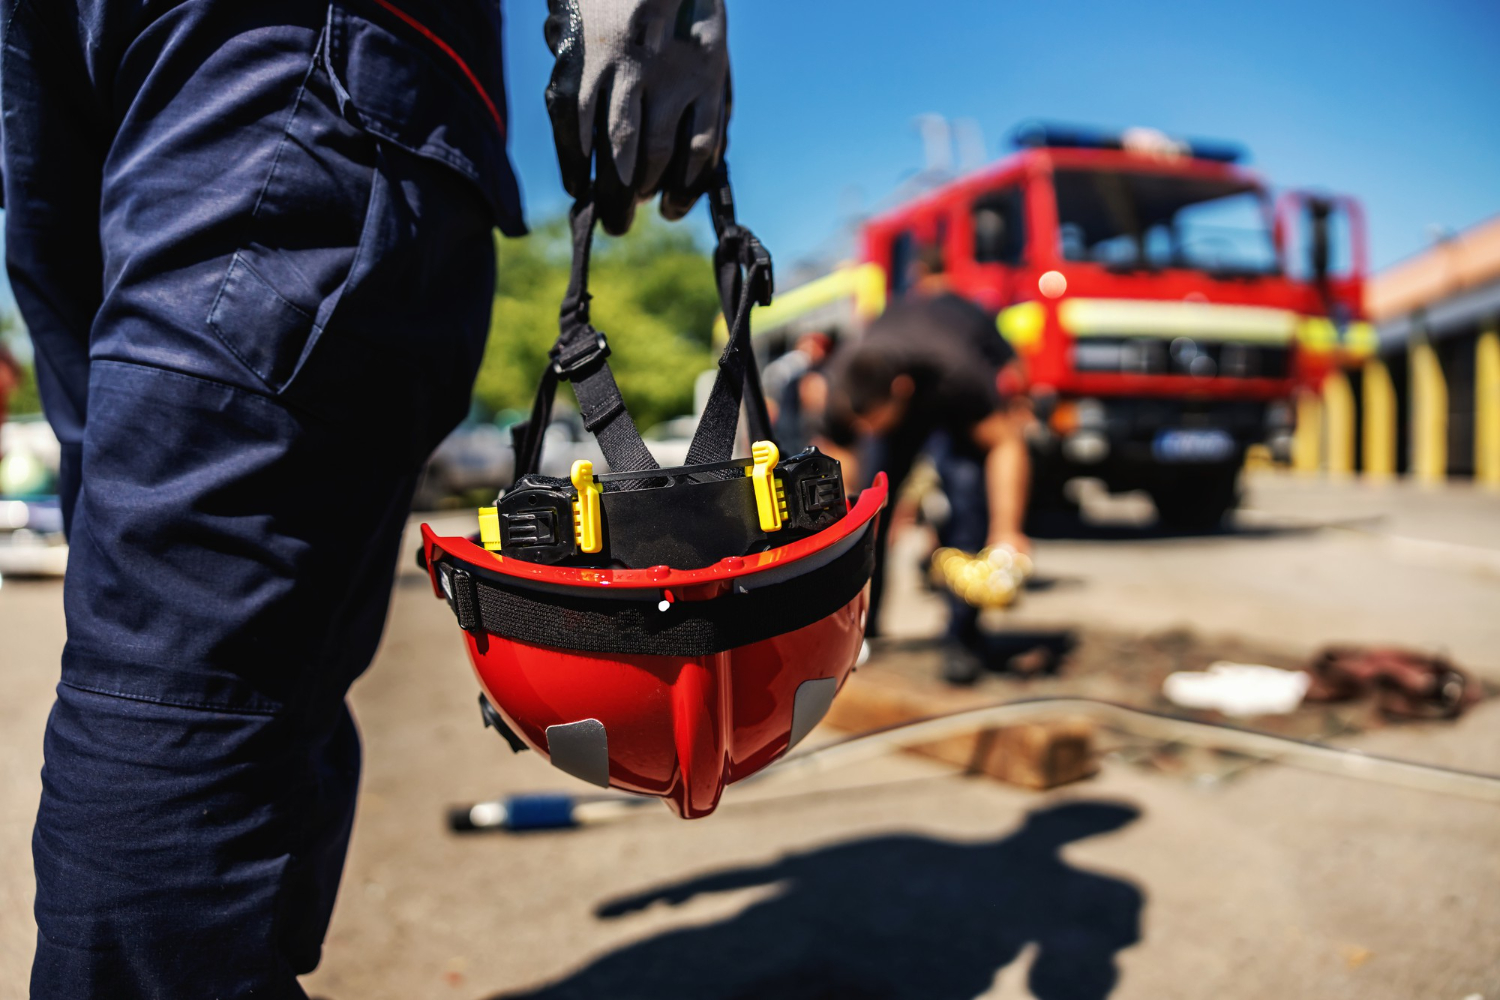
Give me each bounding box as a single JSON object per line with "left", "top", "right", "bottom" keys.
{"left": 1010, "top": 121, "right": 1246, "bottom": 164}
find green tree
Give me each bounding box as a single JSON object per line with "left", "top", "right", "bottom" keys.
{"left": 1, "top": 312, "right": 41, "bottom": 416}
{"left": 472, "top": 213, "right": 719, "bottom": 430}
{"left": 9, "top": 365, "right": 41, "bottom": 415}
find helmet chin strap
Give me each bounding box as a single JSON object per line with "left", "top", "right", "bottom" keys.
{"left": 686, "top": 162, "right": 776, "bottom": 466}
{"left": 512, "top": 162, "right": 775, "bottom": 486}
{"left": 513, "top": 196, "right": 661, "bottom": 488}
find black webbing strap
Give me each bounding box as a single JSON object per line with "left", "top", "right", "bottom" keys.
{"left": 512, "top": 166, "right": 774, "bottom": 484}
{"left": 513, "top": 199, "right": 660, "bottom": 483}
{"left": 444, "top": 522, "right": 876, "bottom": 657}
{"left": 684, "top": 165, "right": 776, "bottom": 466}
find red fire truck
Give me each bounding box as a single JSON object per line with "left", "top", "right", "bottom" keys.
{"left": 852, "top": 122, "right": 1372, "bottom": 527}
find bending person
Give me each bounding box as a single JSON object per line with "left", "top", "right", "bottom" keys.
{"left": 822, "top": 251, "right": 1031, "bottom": 684}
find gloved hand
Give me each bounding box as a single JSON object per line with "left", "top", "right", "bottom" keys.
{"left": 544, "top": 0, "right": 730, "bottom": 235}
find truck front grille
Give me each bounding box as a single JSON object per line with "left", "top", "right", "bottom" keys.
{"left": 1072, "top": 338, "right": 1289, "bottom": 379}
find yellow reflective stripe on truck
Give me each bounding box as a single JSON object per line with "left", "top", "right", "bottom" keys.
{"left": 1296, "top": 318, "right": 1376, "bottom": 357}
{"left": 1058, "top": 298, "right": 1298, "bottom": 343}
{"left": 712, "top": 263, "right": 886, "bottom": 344}
{"left": 1297, "top": 317, "right": 1338, "bottom": 354}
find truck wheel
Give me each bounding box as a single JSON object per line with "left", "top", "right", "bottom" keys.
{"left": 1149, "top": 466, "right": 1240, "bottom": 531}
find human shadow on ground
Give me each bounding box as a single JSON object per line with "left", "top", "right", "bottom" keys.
{"left": 493, "top": 800, "right": 1143, "bottom": 1000}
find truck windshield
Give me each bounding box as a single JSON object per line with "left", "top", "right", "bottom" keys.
{"left": 1054, "top": 169, "right": 1279, "bottom": 277}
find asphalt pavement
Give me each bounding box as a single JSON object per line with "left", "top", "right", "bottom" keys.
{"left": 1, "top": 471, "right": 1497, "bottom": 999}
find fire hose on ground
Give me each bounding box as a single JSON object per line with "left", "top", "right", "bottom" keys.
{"left": 448, "top": 696, "right": 1500, "bottom": 833}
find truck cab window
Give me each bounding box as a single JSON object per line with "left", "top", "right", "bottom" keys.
{"left": 1053, "top": 169, "right": 1278, "bottom": 277}
{"left": 973, "top": 189, "right": 1025, "bottom": 265}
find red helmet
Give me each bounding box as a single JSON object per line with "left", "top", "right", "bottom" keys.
{"left": 422, "top": 171, "right": 886, "bottom": 818}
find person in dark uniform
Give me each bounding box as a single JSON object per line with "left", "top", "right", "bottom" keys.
{"left": 822, "top": 249, "right": 1031, "bottom": 684}
{"left": 762, "top": 329, "right": 834, "bottom": 454}
{"left": 2, "top": 0, "right": 729, "bottom": 993}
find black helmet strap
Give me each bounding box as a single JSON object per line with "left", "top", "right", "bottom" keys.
{"left": 513, "top": 198, "right": 660, "bottom": 485}
{"left": 686, "top": 165, "right": 775, "bottom": 465}
{"left": 513, "top": 163, "right": 775, "bottom": 483}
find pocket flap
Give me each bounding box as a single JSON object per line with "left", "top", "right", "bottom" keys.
{"left": 207, "top": 252, "right": 318, "bottom": 391}
{"left": 326, "top": 1, "right": 525, "bottom": 236}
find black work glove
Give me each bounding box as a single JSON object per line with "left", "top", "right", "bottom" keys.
{"left": 544, "top": 0, "right": 730, "bottom": 235}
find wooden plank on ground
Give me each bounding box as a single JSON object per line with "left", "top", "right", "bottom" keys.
{"left": 823, "top": 668, "right": 1097, "bottom": 790}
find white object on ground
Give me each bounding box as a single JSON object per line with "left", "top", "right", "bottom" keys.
{"left": 1162, "top": 661, "right": 1310, "bottom": 717}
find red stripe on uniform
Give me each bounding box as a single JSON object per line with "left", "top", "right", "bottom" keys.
{"left": 367, "top": 0, "right": 506, "bottom": 138}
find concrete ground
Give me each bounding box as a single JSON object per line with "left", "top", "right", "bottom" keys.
{"left": 1, "top": 471, "right": 1498, "bottom": 998}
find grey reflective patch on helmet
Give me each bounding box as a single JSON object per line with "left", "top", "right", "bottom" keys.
{"left": 545, "top": 719, "right": 611, "bottom": 788}
{"left": 788, "top": 677, "right": 839, "bottom": 750}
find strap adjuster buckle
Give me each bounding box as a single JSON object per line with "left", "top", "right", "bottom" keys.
{"left": 550, "top": 329, "right": 610, "bottom": 379}
{"left": 749, "top": 440, "right": 787, "bottom": 532}
{"left": 748, "top": 236, "right": 774, "bottom": 306}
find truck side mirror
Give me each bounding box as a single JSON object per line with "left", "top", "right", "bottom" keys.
{"left": 1308, "top": 197, "right": 1333, "bottom": 286}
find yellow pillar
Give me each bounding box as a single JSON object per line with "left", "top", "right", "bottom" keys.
{"left": 1322, "top": 369, "right": 1355, "bottom": 476}
{"left": 1361, "top": 357, "right": 1397, "bottom": 479}
{"left": 1476, "top": 326, "right": 1500, "bottom": 488}
{"left": 1409, "top": 336, "right": 1447, "bottom": 484}
{"left": 1292, "top": 389, "right": 1323, "bottom": 473}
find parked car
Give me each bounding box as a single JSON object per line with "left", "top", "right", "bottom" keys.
{"left": 642, "top": 414, "right": 700, "bottom": 468}
{"left": 413, "top": 408, "right": 611, "bottom": 511}
{"left": 413, "top": 417, "right": 515, "bottom": 510}
{"left": 0, "top": 496, "right": 68, "bottom": 578}
{"left": 0, "top": 414, "right": 61, "bottom": 497}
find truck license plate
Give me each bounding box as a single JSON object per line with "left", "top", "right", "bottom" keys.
{"left": 1152, "top": 428, "right": 1235, "bottom": 463}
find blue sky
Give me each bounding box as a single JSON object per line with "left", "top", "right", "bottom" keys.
{"left": 3, "top": 0, "right": 1496, "bottom": 326}
{"left": 501, "top": 0, "right": 1500, "bottom": 275}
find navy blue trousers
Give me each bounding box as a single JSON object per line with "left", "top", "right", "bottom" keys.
{"left": 2, "top": 0, "right": 522, "bottom": 993}
{"left": 865, "top": 432, "right": 989, "bottom": 648}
